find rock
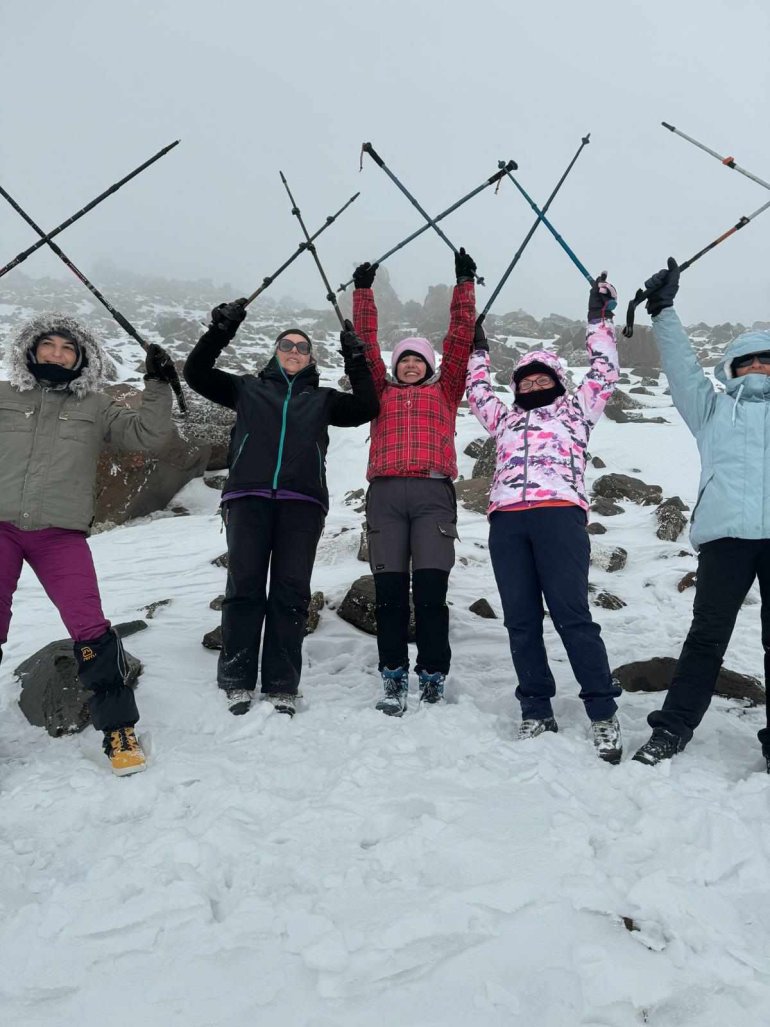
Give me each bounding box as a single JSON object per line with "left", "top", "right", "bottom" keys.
{"left": 469, "top": 598, "right": 497, "bottom": 619}
{"left": 591, "top": 544, "right": 628, "bottom": 573}
{"left": 455, "top": 477, "right": 491, "bottom": 514}
{"left": 204, "top": 475, "right": 227, "bottom": 490}
{"left": 593, "top": 473, "right": 663, "bottom": 506}
{"left": 591, "top": 456, "right": 606, "bottom": 469}
{"left": 603, "top": 389, "right": 644, "bottom": 423}
{"left": 337, "top": 374, "right": 352, "bottom": 392}
{"left": 613, "top": 657, "right": 764, "bottom": 705}
{"left": 174, "top": 387, "right": 236, "bottom": 471}
{"left": 677, "top": 571, "right": 697, "bottom": 592}
{"left": 16, "top": 628, "right": 142, "bottom": 737}
{"left": 593, "top": 590, "right": 626, "bottom": 610}
{"left": 472, "top": 437, "right": 497, "bottom": 478}
{"left": 114, "top": 620, "right": 148, "bottom": 638}
{"left": 464, "top": 438, "right": 486, "bottom": 459}
{"left": 587, "top": 522, "right": 607, "bottom": 535}
{"left": 202, "top": 625, "right": 222, "bottom": 649}
{"left": 211, "top": 552, "right": 229, "bottom": 568}
{"left": 306, "top": 592, "right": 325, "bottom": 635}
{"left": 210, "top": 594, "right": 225, "bottom": 610}
{"left": 629, "top": 386, "right": 653, "bottom": 396}
{"left": 630, "top": 366, "right": 661, "bottom": 379}
{"left": 656, "top": 499, "right": 688, "bottom": 542}
{"left": 142, "top": 599, "right": 171, "bottom": 620}
{"left": 337, "top": 575, "right": 415, "bottom": 639}
{"left": 357, "top": 526, "right": 369, "bottom": 563}
{"left": 591, "top": 497, "right": 624, "bottom": 517}
{"left": 344, "top": 488, "right": 366, "bottom": 513}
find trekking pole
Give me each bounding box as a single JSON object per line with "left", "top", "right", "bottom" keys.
{"left": 337, "top": 161, "right": 515, "bottom": 292}
{"left": 361, "top": 142, "right": 495, "bottom": 286}
{"left": 662, "top": 122, "right": 770, "bottom": 193}
{"left": 479, "top": 135, "right": 590, "bottom": 323}
{"left": 244, "top": 190, "right": 359, "bottom": 305}
{"left": 0, "top": 185, "right": 187, "bottom": 412}
{"left": 0, "top": 140, "right": 180, "bottom": 280}
{"left": 621, "top": 196, "right": 770, "bottom": 337}
{"left": 278, "top": 171, "right": 347, "bottom": 327}
{"left": 500, "top": 161, "right": 594, "bottom": 284}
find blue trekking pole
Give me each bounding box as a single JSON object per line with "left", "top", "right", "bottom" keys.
{"left": 478, "top": 134, "right": 590, "bottom": 323}
{"left": 499, "top": 160, "right": 595, "bottom": 285}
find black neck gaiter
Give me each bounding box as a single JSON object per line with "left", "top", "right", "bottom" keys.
{"left": 516, "top": 383, "right": 564, "bottom": 411}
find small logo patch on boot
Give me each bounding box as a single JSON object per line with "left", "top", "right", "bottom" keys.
{"left": 80, "top": 646, "right": 96, "bottom": 661}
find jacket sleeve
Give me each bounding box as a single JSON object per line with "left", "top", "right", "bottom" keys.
{"left": 466, "top": 349, "right": 509, "bottom": 435}
{"left": 353, "top": 288, "right": 387, "bottom": 397}
{"left": 183, "top": 328, "right": 241, "bottom": 410}
{"left": 101, "top": 379, "right": 174, "bottom": 452}
{"left": 439, "top": 281, "right": 476, "bottom": 405}
{"left": 328, "top": 355, "right": 380, "bottom": 427}
{"left": 573, "top": 319, "right": 620, "bottom": 427}
{"left": 651, "top": 306, "right": 716, "bottom": 434}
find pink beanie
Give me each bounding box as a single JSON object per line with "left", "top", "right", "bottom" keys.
{"left": 391, "top": 337, "right": 436, "bottom": 376}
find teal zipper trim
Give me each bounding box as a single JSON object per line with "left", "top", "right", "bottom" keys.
{"left": 231, "top": 432, "right": 249, "bottom": 471}
{"left": 272, "top": 372, "right": 294, "bottom": 489}
{"left": 316, "top": 442, "right": 325, "bottom": 484}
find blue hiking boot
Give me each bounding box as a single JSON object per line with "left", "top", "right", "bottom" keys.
{"left": 376, "top": 667, "right": 409, "bottom": 717}
{"left": 418, "top": 670, "right": 445, "bottom": 705}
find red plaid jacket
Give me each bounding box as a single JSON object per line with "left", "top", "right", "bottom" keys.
{"left": 353, "top": 281, "right": 475, "bottom": 481}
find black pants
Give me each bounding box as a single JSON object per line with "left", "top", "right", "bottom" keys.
{"left": 218, "top": 497, "right": 324, "bottom": 695}
{"left": 74, "top": 629, "right": 139, "bottom": 731}
{"left": 488, "top": 507, "right": 620, "bottom": 722}
{"left": 366, "top": 478, "right": 457, "bottom": 675}
{"left": 648, "top": 537, "right": 770, "bottom": 752}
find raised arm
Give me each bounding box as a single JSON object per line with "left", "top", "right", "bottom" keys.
{"left": 466, "top": 322, "right": 509, "bottom": 435}
{"left": 351, "top": 263, "right": 387, "bottom": 397}
{"left": 571, "top": 275, "right": 620, "bottom": 426}
{"left": 101, "top": 378, "right": 173, "bottom": 453}
{"left": 438, "top": 248, "right": 477, "bottom": 405}
{"left": 183, "top": 299, "right": 246, "bottom": 410}
{"left": 644, "top": 259, "right": 715, "bottom": 434}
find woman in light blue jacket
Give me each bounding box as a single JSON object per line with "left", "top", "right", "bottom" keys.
{"left": 632, "top": 259, "right": 770, "bottom": 771}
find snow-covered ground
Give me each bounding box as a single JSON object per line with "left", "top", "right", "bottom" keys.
{"left": 1, "top": 361, "right": 769, "bottom": 1027}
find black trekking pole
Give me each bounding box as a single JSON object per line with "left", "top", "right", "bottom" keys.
{"left": 662, "top": 122, "right": 770, "bottom": 193}
{"left": 479, "top": 134, "right": 590, "bottom": 324}
{"left": 337, "top": 161, "right": 515, "bottom": 292}
{"left": 0, "top": 185, "right": 187, "bottom": 413}
{"left": 278, "top": 171, "right": 346, "bottom": 327}
{"left": 500, "top": 162, "right": 595, "bottom": 284}
{"left": 360, "top": 142, "right": 497, "bottom": 286}
{"left": 621, "top": 196, "right": 770, "bottom": 337}
{"left": 0, "top": 140, "right": 180, "bottom": 280}
{"left": 244, "top": 190, "right": 359, "bottom": 306}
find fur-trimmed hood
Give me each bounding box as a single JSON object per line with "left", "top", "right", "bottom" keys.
{"left": 7, "top": 313, "right": 109, "bottom": 397}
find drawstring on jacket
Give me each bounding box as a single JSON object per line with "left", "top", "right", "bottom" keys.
{"left": 732, "top": 381, "right": 745, "bottom": 425}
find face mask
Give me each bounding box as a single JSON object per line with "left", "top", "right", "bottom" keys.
{"left": 516, "top": 383, "right": 564, "bottom": 410}
{"left": 28, "top": 362, "right": 83, "bottom": 387}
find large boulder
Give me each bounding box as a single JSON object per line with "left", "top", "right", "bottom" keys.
{"left": 593, "top": 473, "right": 663, "bottom": 506}
{"left": 455, "top": 478, "right": 491, "bottom": 515}
{"left": 175, "top": 387, "right": 235, "bottom": 471}
{"left": 16, "top": 621, "right": 145, "bottom": 737}
{"left": 656, "top": 498, "right": 688, "bottom": 542}
{"left": 472, "top": 437, "right": 497, "bottom": 478}
{"left": 613, "top": 657, "right": 764, "bottom": 705}
{"left": 94, "top": 384, "right": 210, "bottom": 526}
{"left": 337, "top": 575, "right": 415, "bottom": 639}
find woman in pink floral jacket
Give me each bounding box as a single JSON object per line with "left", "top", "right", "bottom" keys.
{"left": 466, "top": 277, "right": 623, "bottom": 762}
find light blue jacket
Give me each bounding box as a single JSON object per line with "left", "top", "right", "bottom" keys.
{"left": 652, "top": 307, "right": 770, "bottom": 549}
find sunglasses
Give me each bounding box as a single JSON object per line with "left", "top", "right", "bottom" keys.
{"left": 277, "top": 338, "right": 311, "bottom": 355}
{"left": 517, "top": 374, "right": 555, "bottom": 392}
{"left": 733, "top": 351, "right": 770, "bottom": 370}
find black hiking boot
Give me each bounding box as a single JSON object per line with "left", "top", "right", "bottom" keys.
{"left": 632, "top": 728, "right": 686, "bottom": 766}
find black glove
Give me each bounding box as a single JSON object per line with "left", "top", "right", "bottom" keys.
{"left": 473, "top": 317, "right": 489, "bottom": 352}
{"left": 353, "top": 262, "right": 378, "bottom": 289}
{"left": 455, "top": 247, "right": 477, "bottom": 284}
{"left": 588, "top": 273, "right": 618, "bottom": 322}
{"left": 210, "top": 298, "right": 247, "bottom": 339}
{"left": 339, "top": 318, "right": 365, "bottom": 363}
{"left": 144, "top": 343, "right": 178, "bottom": 383}
{"left": 644, "top": 257, "right": 680, "bottom": 318}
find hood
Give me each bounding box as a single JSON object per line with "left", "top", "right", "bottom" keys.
{"left": 511, "top": 349, "right": 568, "bottom": 392}
{"left": 715, "top": 329, "right": 770, "bottom": 389}
{"left": 7, "top": 313, "right": 109, "bottom": 397}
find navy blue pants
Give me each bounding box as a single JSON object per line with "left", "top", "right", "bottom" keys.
{"left": 488, "top": 506, "right": 620, "bottom": 722}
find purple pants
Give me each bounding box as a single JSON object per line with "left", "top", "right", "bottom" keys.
{"left": 0, "top": 521, "right": 110, "bottom": 645}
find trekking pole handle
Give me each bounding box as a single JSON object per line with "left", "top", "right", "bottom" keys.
{"left": 362, "top": 142, "right": 384, "bottom": 167}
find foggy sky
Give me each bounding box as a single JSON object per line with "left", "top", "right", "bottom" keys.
{"left": 2, "top": 0, "right": 770, "bottom": 325}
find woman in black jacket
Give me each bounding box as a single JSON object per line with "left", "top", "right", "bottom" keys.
{"left": 184, "top": 299, "right": 378, "bottom": 717}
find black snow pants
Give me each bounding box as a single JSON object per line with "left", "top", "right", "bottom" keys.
{"left": 647, "top": 537, "right": 770, "bottom": 752}
{"left": 218, "top": 497, "right": 324, "bottom": 695}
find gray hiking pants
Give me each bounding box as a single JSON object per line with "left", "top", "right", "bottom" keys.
{"left": 366, "top": 477, "right": 458, "bottom": 574}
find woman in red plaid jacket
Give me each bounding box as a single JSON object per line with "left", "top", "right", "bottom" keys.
{"left": 352, "top": 251, "right": 477, "bottom": 716}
